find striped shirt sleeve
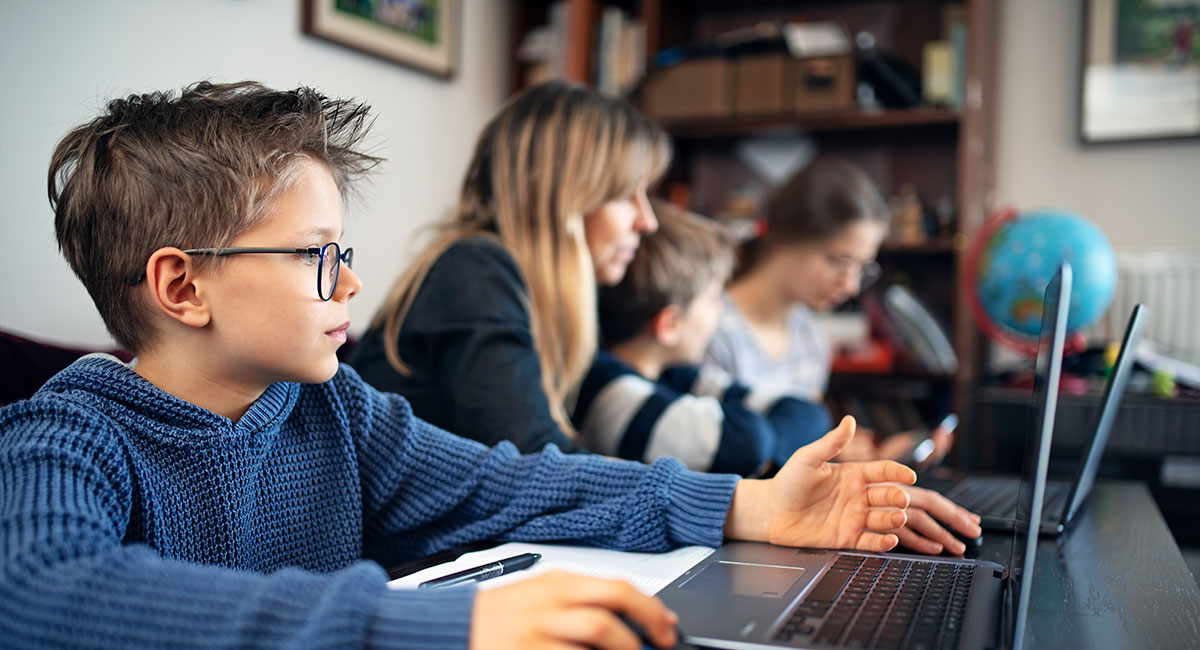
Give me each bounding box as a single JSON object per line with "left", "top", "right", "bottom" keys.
{"left": 575, "top": 354, "right": 772, "bottom": 475}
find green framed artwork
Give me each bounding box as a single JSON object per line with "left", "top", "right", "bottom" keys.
{"left": 303, "top": 0, "right": 458, "bottom": 78}
{"left": 1080, "top": 0, "right": 1200, "bottom": 143}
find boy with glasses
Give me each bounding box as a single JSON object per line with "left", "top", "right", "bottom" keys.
{"left": 2, "top": 81, "right": 923, "bottom": 649}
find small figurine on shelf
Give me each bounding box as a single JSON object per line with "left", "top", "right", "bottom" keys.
{"left": 716, "top": 185, "right": 766, "bottom": 241}
{"left": 889, "top": 183, "right": 926, "bottom": 245}
{"left": 934, "top": 195, "right": 956, "bottom": 239}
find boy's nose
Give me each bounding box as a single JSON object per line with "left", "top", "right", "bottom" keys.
{"left": 335, "top": 265, "right": 362, "bottom": 301}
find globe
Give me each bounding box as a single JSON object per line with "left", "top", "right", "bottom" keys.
{"left": 965, "top": 207, "right": 1117, "bottom": 356}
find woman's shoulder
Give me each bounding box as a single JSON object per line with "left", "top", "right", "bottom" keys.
{"left": 411, "top": 236, "right": 531, "bottom": 323}
{"left": 434, "top": 236, "right": 519, "bottom": 275}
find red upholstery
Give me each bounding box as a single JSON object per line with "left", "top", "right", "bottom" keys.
{"left": 1, "top": 331, "right": 132, "bottom": 405}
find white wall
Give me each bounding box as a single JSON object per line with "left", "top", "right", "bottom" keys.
{"left": 0, "top": 0, "right": 508, "bottom": 348}
{"left": 995, "top": 0, "right": 1200, "bottom": 251}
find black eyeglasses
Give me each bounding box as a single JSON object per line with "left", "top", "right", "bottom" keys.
{"left": 183, "top": 242, "right": 353, "bottom": 301}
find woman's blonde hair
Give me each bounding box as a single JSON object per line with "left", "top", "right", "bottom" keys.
{"left": 372, "top": 81, "right": 671, "bottom": 435}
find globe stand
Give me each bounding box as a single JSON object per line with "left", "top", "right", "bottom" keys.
{"left": 1000, "top": 366, "right": 1091, "bottom": 394}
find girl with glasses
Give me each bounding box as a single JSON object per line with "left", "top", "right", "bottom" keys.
{"left": 706, "top": 157, "right": 952, "bottom": 467}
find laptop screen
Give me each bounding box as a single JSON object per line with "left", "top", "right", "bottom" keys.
{"left": 1005, "top": 262, "right": 1071, "bottom": 650}
{"left": 1062, "top": 303, "right": 1147, "bottom": 522}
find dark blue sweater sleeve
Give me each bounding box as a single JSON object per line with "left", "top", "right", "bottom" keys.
{"left": 0, "top": 397, "right": 450, "bottom": 650}
{"left": 341, "top": 366, "right": 739, "bottom": 557}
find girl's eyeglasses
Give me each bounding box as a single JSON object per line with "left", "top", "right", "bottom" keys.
{"left": 823, "top": 253, "right": 881, "bottom": 288}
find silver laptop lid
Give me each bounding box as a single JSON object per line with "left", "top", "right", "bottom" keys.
{"left": 1006, "top": 262, "right": 1071, "bottom": 650}
{"left": 1060, "top": 304, "right": 1147, "bottom": 523}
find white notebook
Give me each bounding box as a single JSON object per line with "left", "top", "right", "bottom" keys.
{"left": 387, "top": 542, "right": 715, "bottom": 595}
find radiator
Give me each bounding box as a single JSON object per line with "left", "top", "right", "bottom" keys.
{"left": 1088, "top": 250, "right": 1200, "bottom": 360}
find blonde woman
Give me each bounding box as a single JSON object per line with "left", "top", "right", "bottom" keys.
{"left": 351, "top": 81, "right": 666, "bottom": 453}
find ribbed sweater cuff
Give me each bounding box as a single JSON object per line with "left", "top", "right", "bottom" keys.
{"left": 368, "top": 585, "right": 476, "bottom": 650}
{"left": 665, "top": 469, "right": 739, "bottom": 548}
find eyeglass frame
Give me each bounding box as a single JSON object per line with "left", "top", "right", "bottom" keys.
{"left": 180, "top": 242, "right": 353, "bottom": 301}
{"left": 821, "top": 251, "right": 882, "bottom": 287}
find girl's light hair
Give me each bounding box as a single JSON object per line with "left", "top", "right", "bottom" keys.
{"left": 372, "top": 81, "right": 670, "bottom": 436}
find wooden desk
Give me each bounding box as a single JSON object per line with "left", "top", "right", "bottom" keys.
{"left": 969, "top": 480, "right": 1200, "bottom": 649}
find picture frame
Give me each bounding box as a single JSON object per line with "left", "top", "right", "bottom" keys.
{"left": 1079, "top": 0, "right": 1200, "bottom": 143}
{"left": 302, "top": 0, "right": 459, "bottom": 79}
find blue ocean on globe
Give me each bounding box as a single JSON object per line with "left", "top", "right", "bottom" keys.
{"left": 976, "top": 210, "right": 1117, "bottom": 338}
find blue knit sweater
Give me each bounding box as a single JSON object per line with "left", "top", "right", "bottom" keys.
{"left": 0, "top": 355, "right": 738, "bottom": 649}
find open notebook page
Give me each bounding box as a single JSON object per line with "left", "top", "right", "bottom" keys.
{"left": 388, "top": 542, "right": 714, "bottom": 595}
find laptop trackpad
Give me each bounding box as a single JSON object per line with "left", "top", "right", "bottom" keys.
{"left": 678, "top": 561, "right": 806, "bottom": 599}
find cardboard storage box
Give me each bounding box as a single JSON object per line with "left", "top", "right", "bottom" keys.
{"left": 793, "top": 54, "right": 855, "bottom": 114}
{"left": 735, "top": 53, "right": 793, "bottom": 116}
{"left": 734, "top": 52, "right": 856, "bottom": 117}
{"left": 641, "top": 57, "right": 734, "bottom": 121}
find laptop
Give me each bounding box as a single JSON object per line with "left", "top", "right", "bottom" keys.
{"left": 657, "top": 262, "right": 1072, "bottom": 650}
{"left": 926, "top": 302, "right": 1147, "bottom": 535}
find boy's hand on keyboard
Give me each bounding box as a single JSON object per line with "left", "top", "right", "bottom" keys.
{"left": 724, "top": 415, "right": 917, "bottom": 553}
{"left": 471, "top": 571, "right": 679, "bottom": 650}
{"left": 883, "top": 487, "right": 982, "bottom": 555}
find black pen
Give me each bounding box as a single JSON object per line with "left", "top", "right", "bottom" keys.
{"left": 418, "top": 552, "right": 542, "bottom": 589}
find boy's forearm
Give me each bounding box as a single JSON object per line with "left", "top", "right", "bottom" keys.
{"left": 0, "top": 545, "right": 418, "bottom": 649}
{"left": 723, "top": 478, "right": 769, "bottom": 542}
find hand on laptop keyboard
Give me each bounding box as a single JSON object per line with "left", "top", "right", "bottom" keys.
{"left": 887, "top": 487, "right": 983, "bottom": 555}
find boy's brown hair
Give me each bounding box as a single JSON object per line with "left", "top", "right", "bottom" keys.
{"left": 48, "top": 81, "right": 382, "bottom": 352}
{"left": 598, "top": 200, "right": 733, "bottom": 346}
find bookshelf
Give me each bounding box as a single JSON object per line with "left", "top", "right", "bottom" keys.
{"left": 509, "top": 0, "right": 999, "bottom": 446}
{"left": 663, "top": 107, "right": 962, "bottom": 138}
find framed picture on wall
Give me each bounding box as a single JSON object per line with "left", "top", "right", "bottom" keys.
{"left": 1079, "top": 0, "right": 1200, "bottom": 143}
{"left": 302, "top": 0, "right": 458, "bottom": 78}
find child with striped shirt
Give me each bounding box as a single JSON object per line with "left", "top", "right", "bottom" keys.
{"left": 574, "top": 202, "right": 833, "bottom": 476}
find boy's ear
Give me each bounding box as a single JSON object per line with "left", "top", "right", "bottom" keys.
{"left": 144, "top": 247, "right": 211, "bottom": 329}
{"left": 649, "top": 304, "right": 684, "bottom": 347}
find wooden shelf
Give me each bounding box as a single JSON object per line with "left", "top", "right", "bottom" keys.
{"left": 660, "top": 108, "right": 961, "bottom": 139}
{"left": 878, "top": 239, "right": 961, "bottom": 255}
{"left": 831, "top": 368, "right": 957, "bottom": 382}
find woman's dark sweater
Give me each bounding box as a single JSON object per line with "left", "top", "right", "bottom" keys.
{"left": 353, "top": 238, "right": 589, "bottom": 453}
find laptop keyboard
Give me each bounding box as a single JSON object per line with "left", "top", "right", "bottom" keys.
{"left": 946, "top": 477, "right": 1067, "bottom": 522}
{"left": 775, "top": 555, "right": 974, "bottom": 650}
